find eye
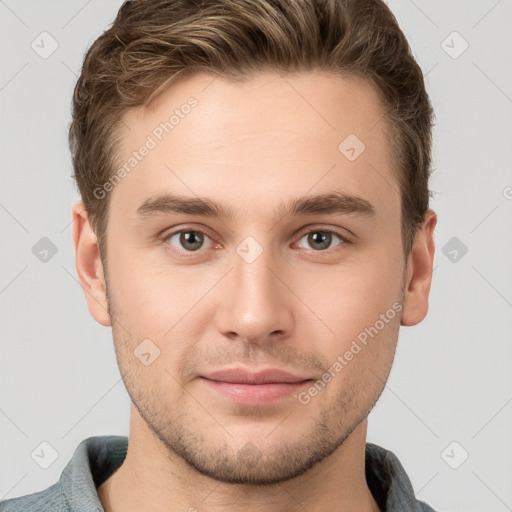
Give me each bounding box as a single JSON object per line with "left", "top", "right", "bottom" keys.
{"left": 295, "top": 228, "right": 350, "bottom": 252}
{"left": 162, "top": 226, "right": 351, "bottom": 256}
{"left": 164, "top": 229, "right": 213, "bottom": 253}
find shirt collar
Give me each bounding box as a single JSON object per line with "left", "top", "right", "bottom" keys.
{"left": 59, "top": 436, "right": 432, "bottom": 511}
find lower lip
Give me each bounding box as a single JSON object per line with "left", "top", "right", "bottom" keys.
{"left": 201, "top": 378, "right": 311, "bottom": 405}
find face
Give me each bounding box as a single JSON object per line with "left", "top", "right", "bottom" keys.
{"left": 83, "top": 70, "right": 419, "bottom": 484}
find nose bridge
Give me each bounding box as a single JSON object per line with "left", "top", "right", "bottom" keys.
{"left": 217, "top": 235, "right": 293, "bottom": 343}
{"left": 235, "top": 238, "right": 276, "bottom": 301}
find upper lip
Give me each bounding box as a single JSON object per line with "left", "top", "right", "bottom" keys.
{"left": 202, "top": 368, "right": 311, "bottom": 384}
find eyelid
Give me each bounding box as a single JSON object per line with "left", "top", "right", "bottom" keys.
{"left": 294, "top": 224, "right": 353, "bottom": 244}
{"left": 161, "top": 224, "right": 353, "bottom": 254}
{"left": 162, "top": 225, "right": 216, "bottom": 254}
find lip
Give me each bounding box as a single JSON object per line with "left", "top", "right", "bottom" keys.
{"left": 202, "top": 368, "right": 309, "bottom": 384}
{"left": 200, "top": 368, "right": 312, "bottom": 405}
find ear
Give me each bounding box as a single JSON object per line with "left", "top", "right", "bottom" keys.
{"left": 400, "top": 209, "right": 437, "bottom": 326}
{"left": 71, "top": 201, "right": 111, "bottom": 327}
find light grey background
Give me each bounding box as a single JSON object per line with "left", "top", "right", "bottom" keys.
{"left": 1, "top": 1, "right": 511, "bottom": 511}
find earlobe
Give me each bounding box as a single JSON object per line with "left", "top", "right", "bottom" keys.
{"left": 71, "top": 201, "right": 111, "bottom": 327}
{"left": 400, "top": 209, "right": 437, "bottom": 327}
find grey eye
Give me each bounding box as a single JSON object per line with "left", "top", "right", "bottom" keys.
{"left": 296, "top": 230, "right": 344, "bottom": 251}
{"left": 167, "top": 230, "right": 211, "bottom": 252}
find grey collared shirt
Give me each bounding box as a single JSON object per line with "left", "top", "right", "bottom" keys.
{"left": 0, "top": 435, "right": 437, "bottom": 511}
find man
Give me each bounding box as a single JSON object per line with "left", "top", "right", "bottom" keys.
{"left": 1, "top": 0, "right": 438, "bottom": 510}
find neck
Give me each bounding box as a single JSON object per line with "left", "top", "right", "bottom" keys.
{"left": 98, "top": 405, "right": 381, "bottom": 512}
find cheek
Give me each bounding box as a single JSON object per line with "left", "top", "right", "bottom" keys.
{"left": 293, "top": 259, "right": 402, "bottom": 348}
{"left": 106, "top": 253, "right": 224, "bottom": 375}
{"left": 107, "top": 251, "right": 209, "bottom": 333}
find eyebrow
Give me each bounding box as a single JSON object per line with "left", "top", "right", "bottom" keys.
{"left": 134, "top": 191, "right": 376, "bottom": 221}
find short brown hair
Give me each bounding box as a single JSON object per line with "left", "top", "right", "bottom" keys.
{"left": 69, "top": 0, "right": 434, "bottom": 262}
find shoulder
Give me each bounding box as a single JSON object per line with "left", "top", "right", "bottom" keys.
{"left": 0, "top": 482, "right": 69, "bottom": 512}
{"left": 365, "top": 442, "right": 439, "bottom": 512}
{"left": 416, "top": 500, "right": 438, "bottom": 512}
{"left": 0, "top": 435, "right": 127, "bottom": 512}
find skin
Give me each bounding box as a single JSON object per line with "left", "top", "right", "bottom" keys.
{"left": 72, "top": 69, "right": 436, "bottom": 512}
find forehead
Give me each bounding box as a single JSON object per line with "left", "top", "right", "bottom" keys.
{"left": 110, "top": 69, "right": 398, "bottom": 224}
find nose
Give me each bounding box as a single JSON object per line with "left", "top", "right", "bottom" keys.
{"left": 215, "top": 242, "right": 295, "bottom": 347}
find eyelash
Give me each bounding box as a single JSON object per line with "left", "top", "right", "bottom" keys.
{"left": 162, "top": 226, "right": 352, "bottom": 256}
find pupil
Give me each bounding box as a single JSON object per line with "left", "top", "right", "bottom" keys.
{"left": 181, "top": 231, "right": 203, "bottom": 250}
{"left": 309, "top": 231, "right": 330, "bottom": 250}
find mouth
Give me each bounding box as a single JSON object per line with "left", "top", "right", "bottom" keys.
{"left": 200, "top": 368, "right": 313, "bottom": 405}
